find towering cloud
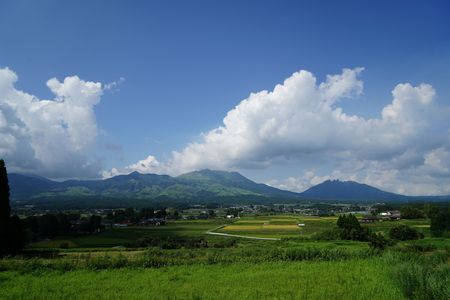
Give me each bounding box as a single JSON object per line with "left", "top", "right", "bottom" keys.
{"left": 109, "top": 67, "right": 450, "bottom": 195}
{"left": 0, "top": 67, "right": 104, "bottom": 178}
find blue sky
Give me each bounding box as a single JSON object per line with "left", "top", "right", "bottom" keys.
{"left": 1, "top": 0, "right": 450, "bottom": 195}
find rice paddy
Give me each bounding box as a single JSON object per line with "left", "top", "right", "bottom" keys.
{"left": 217, "top": 215, "right": 338, "bottom": 238}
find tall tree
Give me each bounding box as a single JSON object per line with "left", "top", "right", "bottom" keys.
{"left": 0, "top": 159, "right": 11, "bottom": 223}
{"left": 430, "top": 207, "right": 450, "bottom": 237}
{"left": 0, "top": 159, "right": 26, "bottom": 256}
{"left": 0, "top": 159, "right": 11, "bottom": 256}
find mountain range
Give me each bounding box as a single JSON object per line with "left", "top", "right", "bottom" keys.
{"left": 9, "top": 169, "right": 298, "bottom": 202}
{"left": 8, "top": 170, "right": 449, "bottom": 206}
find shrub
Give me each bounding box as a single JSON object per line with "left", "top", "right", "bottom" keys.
{"left": 389, "top": 225, "right": 422, "bottom": 241}
{"left": 368, "top": 233, "right": 389, "bottom": 250}
{"left": 342, "top": 227, "right": 371, "bottom": 241}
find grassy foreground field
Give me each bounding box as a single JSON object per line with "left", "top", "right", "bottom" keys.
{"left": 0, "top": 259, "right": 404, "bottom": 299}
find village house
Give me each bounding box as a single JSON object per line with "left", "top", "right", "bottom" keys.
{"left": 360, "top": 215, "right": 380, "bottom": 223}
{"left": 379, "top": 210, "right": 401, "bottom": 220}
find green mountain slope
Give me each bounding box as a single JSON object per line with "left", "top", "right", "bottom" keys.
{"left": 9, "top": 170, "right": 300, "bottom": 201}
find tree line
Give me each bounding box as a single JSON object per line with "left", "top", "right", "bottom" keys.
{"left": 315, "top": 211, "right": 449, "bottom": 250}
{"left": 23, "top": 213, "right": 103, "bottom": 240}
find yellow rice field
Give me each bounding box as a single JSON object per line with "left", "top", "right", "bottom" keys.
{"left": 219, "top": 216, "right": 303, "bottom": 235}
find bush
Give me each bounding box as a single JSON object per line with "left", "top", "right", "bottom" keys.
{"left": 341, "top": 227, "right": 371, "bottom": 241}
{"left": 368, "top": 233, "right": 389, "bottom": 250}
{"left": 389, "top": 225, "right": 423, "bottom": 241}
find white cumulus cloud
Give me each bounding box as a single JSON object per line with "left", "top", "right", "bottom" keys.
{"left": 102, "top": 155, "right": 163, "bottom": 178}
{"left": 106, "top": 67, "right": 450, "bottom": 195}
{"left": 0, "top": 67, "right": 105, "bottom": 178}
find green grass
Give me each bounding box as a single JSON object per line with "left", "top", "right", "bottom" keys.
{"left": 407, "top": 237, "right": 450, "bottom": 250}
{"left": 1, "top": 241, "right": 449, "bottom": 299}
{"left": 0, "top": 258, "right": 404, "bottom": 300}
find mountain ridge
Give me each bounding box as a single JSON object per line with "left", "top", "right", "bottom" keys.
{"left": 9, "top": 169, "right": 299, "bottom": 201}
{"left": 9, "top": 170, "right": 449, "bottom": 204}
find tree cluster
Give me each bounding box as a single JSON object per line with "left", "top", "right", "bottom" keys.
{"left": 22, "top": 213, "right": 103, "bottom": 240}
{"left": 337, "top": 214, "right": 393, "bottom": 250}
{"left": 400, "top": 206, "right": 425, "bottom": 219}
{"left": 336, "top": 214, "right": 371, "bottom": 241}
{"left": 429, "top": 207, "right": 450, "bottom": 237}
{"left": 389, "top": 224, "right": 423, "bottom": 240}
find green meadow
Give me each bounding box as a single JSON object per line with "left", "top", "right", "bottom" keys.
{"left": 1, "top": 259, "right": 406, "bottom": 300}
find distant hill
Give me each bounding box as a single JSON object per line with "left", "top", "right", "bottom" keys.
{"left": 9, "top": 169, "right": 299, "bottom": 203}
{"left": 8, "top": 173, "right": 60, "bottom": 198}
{"left": 300, "top": 179, "right": 406, "bottom": 201}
